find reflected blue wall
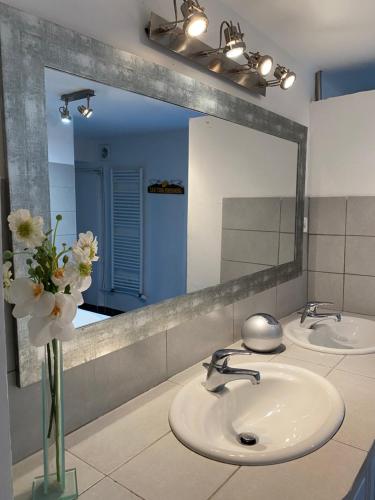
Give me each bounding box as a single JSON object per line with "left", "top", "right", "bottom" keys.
{"left": 75, "top": 128, "right": 189, "bottom": 312}
{"left": 321, "top": 62, "right": 375, "bottom": 99}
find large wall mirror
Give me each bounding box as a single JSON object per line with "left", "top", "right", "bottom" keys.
{"left": 0, "top": 3, "right": 306, "bottom": 386}
{"left": 45, "top": 68, "right": 298, "bottom": 328}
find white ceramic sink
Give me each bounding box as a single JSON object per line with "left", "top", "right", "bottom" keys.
{"left": 284, "top": 314, "right": 375, "bottom": 355}
{"left": 169, "top": 362, "right": 344, "bottom": 465}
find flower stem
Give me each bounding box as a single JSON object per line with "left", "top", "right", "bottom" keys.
{"left": 52, "top": 219, "right": 60, "bottom": 250}
{"left": 52, "top": 339, "right": 62, "bottom": 484}
{"left": 46, "top": 343, "right": 55, "bottom": 439}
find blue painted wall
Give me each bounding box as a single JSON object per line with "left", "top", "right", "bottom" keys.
{"left": 75, "top": 127, "right": 190, "bottom": 312}
{"left": 321, "top": 62, "right": 375, "bottom": 99}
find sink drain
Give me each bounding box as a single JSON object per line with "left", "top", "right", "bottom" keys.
{"left": 238, "top": 433, "right": 258, "bottom": 446}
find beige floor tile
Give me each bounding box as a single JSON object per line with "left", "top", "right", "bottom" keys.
{"left": 328, "top": 369, "right": 375, "bottom": 451}
{"left": 111, "top": 433, "right": 237, "bottom": 500}
{"left": 79, "top": 477, "right": 141, "bottom": 499}
{"left": 279, "top": 344, "right": 344, "bottom": 367}
{"left": 211, "top": 441, "right": 365, "bottom": 500}
{"left": 335, "top": 353, "right": 375, "bottom": 379}
{"left": 66, "top": 381, "right": 178, "bottom": 474}
{"left": 13, "top": 450, "right": 103, "bottom": 500}
{"left": 270, "top": 355, "right": 332, "bottom": 376}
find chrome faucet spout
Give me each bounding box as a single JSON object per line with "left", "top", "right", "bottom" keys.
{"left": 203, "top": 348, "right": 260, "bottom": 392}
{"left": 299, "top": 302, "right": 342, "bottom": 325}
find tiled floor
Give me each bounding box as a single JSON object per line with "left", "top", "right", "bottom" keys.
{"left": 13, "top": 333, "right": 373, "bottom": 500}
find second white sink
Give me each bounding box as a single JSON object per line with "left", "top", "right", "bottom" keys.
{"left": 284, "top": 314, "right": 375, "bottom": 355}
{"left": 169, "top": 362, "right": 345, "bottom": 465}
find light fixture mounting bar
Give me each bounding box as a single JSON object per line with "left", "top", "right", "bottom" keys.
{"left": 60, "top": 89, "right": 95, "bottom": 103}
{"left": 147, "top": 12, "right": 266, "bottom": 96}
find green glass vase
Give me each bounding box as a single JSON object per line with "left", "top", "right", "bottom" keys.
{"left": 32, "top": 340, "right": 78, "bottom": 500}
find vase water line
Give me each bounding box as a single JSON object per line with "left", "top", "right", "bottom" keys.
{"left": 32, "top": 340, "right": 78, "bottom": 500}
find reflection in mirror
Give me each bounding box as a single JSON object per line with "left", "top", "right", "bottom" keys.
{"left": 187, "top": 116, "right": 298, "bottom": 291}
{"left": 45, "top": 68, "right": 298, "bottom": 328}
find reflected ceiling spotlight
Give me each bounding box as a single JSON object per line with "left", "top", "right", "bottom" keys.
{"left": 267, "top": 65, "right": 296, "bottom": 90}
{"left": 59, "top": 99, "right": 71, "bottom": 124}
{"left": 59, "top": 89, "right": 95, "bottom": 123}
{"left": 244, "top": 52, "right": 273, "bottom": 77}
{"left": 158, "top": 0, "right": 208, "bottom": 38}
{"left": 77, "top": 95, "right": 94, "bottom": 119}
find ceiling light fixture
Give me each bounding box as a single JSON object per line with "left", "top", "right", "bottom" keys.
{"left": 244, "top": 52, "right": 273, "bottom": 77}
{"left": 59, "top": 89, "right": 95, "bottom": 122}
{"left": 77, "top": 95, "right": 93, "bottom": 119}
{"left": 267, "top": 65, "right": 296, "bottom": 90}
{"left": 199, "top": 20, "right": 246, "bottom": 60}
{"left": 158, "top": 0, "right": 208, "bottom": 38}
{"left": 221, "top": 21, "right": 246, "bottom": 59}
{"left": 147, "top": 8, "right": 297, "bottom": 95}
{"left": 59, "top": 99, "right": 71, "bottom": 124}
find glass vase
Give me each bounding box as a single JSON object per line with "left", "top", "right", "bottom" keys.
{"left": 32, "top": 340, "right": 78, "bottom": 500}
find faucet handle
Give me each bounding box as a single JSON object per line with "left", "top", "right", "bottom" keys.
{"left": 299, "top": 301, "right": 333, "bottom": 323}
{"left": 210, "top": 348, "right": 251, "bottom": 367}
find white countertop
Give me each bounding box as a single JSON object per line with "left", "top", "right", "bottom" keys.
{"left": 13, "top": 313, "right": 375, "bottom": 500}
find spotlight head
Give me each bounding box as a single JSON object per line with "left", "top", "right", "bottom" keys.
{"left": 59, "top": 104, "right": 71, "bottom": 124}
{"left": 223, "top": 22, "right": 246, "bottom": 59}
{"left": 247, "top": 52, "right": 273, "bottom": 77}
{"left": 181, "top": 0, "right": 208, "bottom": 37}
{"left": 77, "top": 104, "right": 93, "bottom": 118}
{"left": 274, "top": 65, "right": 296, "bottom": 90}
{"left": 78, "top": 95, "right": 93, "bottom": 118}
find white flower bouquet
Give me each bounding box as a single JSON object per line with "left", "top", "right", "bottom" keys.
{"left": 2, "top": 209, "right": 98, "bottom": 494}
{"left": 3, "top": 209, "right": 98, "bottom": 346}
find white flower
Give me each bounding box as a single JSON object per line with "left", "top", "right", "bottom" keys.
{"left": 65, "top": 257, "right": 92, "bottom": 292}
{"left": 73, "top": 231, "right": 99, "bottom": 262}
{"left": 2, "top": 261, "right": 13, "bottom": 302}
{"left": 51, "top": 267, "right": 72, "bottom": 291}
{"left": 28, "top": 293, "right": 77, "bottom": 346}
{"left": 8, "top": 209, "right": 45, "bottom": 248}
{"left": 70, "top": 287, "right": 84, "bottom": 306}
{"left": 8, "top": 278, "right": 55, "bottom": 319}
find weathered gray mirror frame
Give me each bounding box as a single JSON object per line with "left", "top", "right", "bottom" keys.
{"left": 0, "top": 2, "right": 307, "bottom": 387}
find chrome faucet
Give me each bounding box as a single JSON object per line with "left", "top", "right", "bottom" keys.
{"left": 299, "top": 301, "right": 342, "bottom": 325}
{"left": 203, "top": 348, "right": 260, "bottom": 392}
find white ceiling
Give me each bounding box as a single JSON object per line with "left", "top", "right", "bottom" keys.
{"left": 45, "top": 68, "right": 202, "bottom": 139}
{"left": 224, "top": 0, "right": 375, "bottom": 70}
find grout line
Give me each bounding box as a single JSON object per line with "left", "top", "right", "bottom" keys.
{"left": 311, "top": 233, "right": 375, "bottom": 238}
{"left": 222, "top": 228, "right": 282, "bottom": 234}
{"left": 222, "top": 258, "right": 274, "bottom": 266}
{"left": 206, "top": 466, "right": 241, "bottom": 500}
{"left": 324, "top": 355, "right": 347, "bottom": 377}
{"left": 66, "top": 449, "right": 108, "bottom": 477}
{"left": 309, "top": 233, "right": 346, "bottom": 237}
{"left": 331, "top": 438, "right": 369, "bottom": 454}
{"left": 167, "top": 378, "right": 183, "bottom": 386}
{"left": 165, "top": 329, "right": 169, "bottom": 379}
{"left": 277, "top": 352, "right": 342, "bottom": 370}
{"left": 307, "top": 270, "right": 375, "bottom": 279}
{"left": 332, "top": 368, "right": 375, "bottom": 382}
{"left": 109, "top": 478, "right": 146, "bottom": 500}
{"left": 232, "top": 303, "right": 235, "bottom": 343}
{"left": 108, "top": 430, "right": 172, "bottom": 476}
{"left": 342, "top": 199, "right": 348, "bottom": 310}
{"left": 77, "top": 476, "right": 104, "bottom": 496}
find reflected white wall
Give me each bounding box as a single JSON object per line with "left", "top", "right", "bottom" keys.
{"left": 187, "top": 116, "right": 298, "bottom": 292}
